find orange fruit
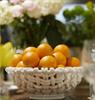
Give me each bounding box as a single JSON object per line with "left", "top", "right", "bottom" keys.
{"left": 23, "top": 47, "right": 37, "bottom": 54}
{"left": 53, "top": 52, "right": 66, "bottom": 66}
{"left": 16, "top": 61, "right": 26, "bottom": 67}
{"left": 54, "top": 44, "right": 70, "bottom": 58}
{"left": 10, "top": 54, "right": 22, "bottom": 67}
{"left": 57, "top": 64, "right": 64, "bottom": 68}
{"left": 22, "top": 51, "right": 40, "bottom": 67}
{"left": 67, "top": 57, "right": 80, "bottom": 67}
{"left": 66, "top": 57, "right": 71, "bottom": 67}
{"left": 37, "top": 43, "right": 53, "bottom": 58}
{"left": 39, "top": 55, "right": 57, "bottom": 68}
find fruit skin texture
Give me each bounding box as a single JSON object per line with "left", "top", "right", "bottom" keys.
{"left": 67, "top": 57, "right": 80, "bottom": 67}
{"left": 16, "top": 61, "right": 26, "bottom": 67}
{"left": 23, "top": 47, "right": 37, "bottom": 54}
{"left": 39, "top": 56, "right": 57, "bottom": 68}
{"left": 37, "top": 43, "right": 53, "bottom": 58}
{"left": 54, "top": 44, "right": 70, "bottom": 58}
{"left": 22, "top": 51, "right": 40, "bottom": 67}
{"left": 10, "top": 54, "right": 22, "bottom": 67}
{"left": 57, "top": 64, "right": 64, "bottom": 68}
{"left": 53, "top": 52, "right": 66, "bottom": 66}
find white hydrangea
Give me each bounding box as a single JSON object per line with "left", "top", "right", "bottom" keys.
{"left": 0, "top": 0, "right": 9, "bottom": 8}
{"left": 10, "top": 5, "right": 24, "bottom": 18}
{"left": 9, "top": 0, "right": 64, "bottom": 18}
{"left": 0, "top": 0, "right": 64, "bottom": 24}
{"left": 40, "top": 0, "right": 64, "bottom": 16}
{"left": 0, "top": 1, "right": 14, "bottom": 25}
{"left": 22, "top": 0, "right": 41, "bottom": 18}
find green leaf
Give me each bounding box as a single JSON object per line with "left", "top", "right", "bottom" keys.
{"left": 3, "top": 48, "right": 15, "bottom": 66}
{"left": 0, "top": 42, "right": 15, "bottom": 67}
{"left": 86, "top": 1, "right": 94, "bottom": 11}
{"left": 46, "top": 29, "right": 64, "bottom": 47}
{"left": 0, "top": 45, "right": 3, "bottom": 67}
{"left": 63, "top": 9, "right": 76, "bottom": 21}
{"left": 73, "top": 6, "right": 84, "bottom": 15}
{"left": 3, "top": 42, "right": 13, "bottom": 50}
{"left": 56, "top": 20, "right": 67, "bottom": 35}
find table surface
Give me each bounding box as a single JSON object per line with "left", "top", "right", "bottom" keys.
{"left": 6, "top": 80, "right": 89, "bottom": 100}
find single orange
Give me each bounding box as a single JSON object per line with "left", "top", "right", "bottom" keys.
{"left": 39, "top": 55, "right": 57, "bottom": 68}
{"left": 54, "top": 44, "right": 70, "bottom": 58}
{"left": 10, "top": 54, "right": 22, "bottom": 67}
{"left": 37, "top": 43, "right": 53, "bottom": 58}
{"left": 23, "top": 47, "right": 37, "bottom": 54}
{"left": 22, "top": 51, "right": 40, "bottom": 67}
{"left": 67, "top": 57, "right": 80, "bottom": 67}
{"left": 57, "top": 64, "right": 64, "bottom": 68}
{"left": 16, "top": 61, "right": 26, "bottom": 67}
{"left": 53, "top": 52, "right": 66, "bottom": 66}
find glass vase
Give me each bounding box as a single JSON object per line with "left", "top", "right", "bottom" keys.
{"left": 82, "top": 40, "right": 95, "bottom": 100}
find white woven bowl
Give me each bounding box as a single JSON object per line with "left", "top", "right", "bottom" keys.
{"left": 6, "top": 67, "right": 83, "bottom": 99}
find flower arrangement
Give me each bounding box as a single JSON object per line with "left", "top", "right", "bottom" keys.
{"left": 1, "top": 0, "right": 95, "bottom": 49}
{"left": 0, "top": 0, "right": 13, "bottom": 25}
{"left": 9, "top": 0, "right": 64, "bottom": 18}
{"left": 0, "top": 0, "right": 64, "bottom": 48}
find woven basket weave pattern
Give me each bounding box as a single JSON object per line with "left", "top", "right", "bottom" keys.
{"left": 6, "top": 67, "right": 83, "bottom": 95}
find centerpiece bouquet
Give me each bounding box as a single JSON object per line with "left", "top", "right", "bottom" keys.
{"left": 6, "top": 0, "right": 65, "bottom": 48}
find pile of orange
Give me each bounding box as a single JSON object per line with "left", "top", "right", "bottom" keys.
{"left": 10, "top": 43, "right": 80, "bottom": 68}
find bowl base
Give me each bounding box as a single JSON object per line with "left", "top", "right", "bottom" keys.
{"left": 29, "top": 94, "right": 65, "bottom": 100}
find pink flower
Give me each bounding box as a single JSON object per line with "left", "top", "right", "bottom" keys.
{"left": 28, "top": 4, "right": 36, "bottom": 12}
{"left": 22, "top": 0, "right": 41, "bottom": 18}
{"left": 22, "top": 0, "right": 36, "bottom": 11}
{"left": 10, "top": 5, "right": 24, "bottom": 17}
